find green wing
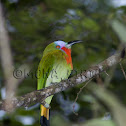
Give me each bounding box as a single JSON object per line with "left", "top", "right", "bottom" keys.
{"left": 37, "top": 54, "right": 54, "bottom": 90}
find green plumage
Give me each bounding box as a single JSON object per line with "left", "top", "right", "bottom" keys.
{"left": 37, "top": 42, "right": 72, "bottom": 104}
{"left": 37, "top": 40, "right": 82, "bottom": 126}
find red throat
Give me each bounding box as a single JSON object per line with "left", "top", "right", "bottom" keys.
{"left": 61, "top": 47, "right": 73, "bottom": 69}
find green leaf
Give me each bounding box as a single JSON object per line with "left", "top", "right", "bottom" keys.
{"left": 83, "top": 119, "right": 115, "bottom": 126}
{"left": 111, "top": 20, "right": 126, "bottom": 43}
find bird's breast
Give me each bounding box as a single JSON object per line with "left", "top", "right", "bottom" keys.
{"left": 61, "top": 47, "right": 73, "bottom": 69}
{"left": 45, "top": 59, "right": 72, "bottom": 87}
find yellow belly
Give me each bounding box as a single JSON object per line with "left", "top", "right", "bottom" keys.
{"left": 45, "top": 62, "right": 72, "bottom": 104}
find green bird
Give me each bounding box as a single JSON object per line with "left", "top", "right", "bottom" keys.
{"left": 37, "top": 40, "right": 82, "bottom": 126}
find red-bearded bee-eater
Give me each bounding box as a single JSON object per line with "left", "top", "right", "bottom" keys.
{"left": 37, "top": 40, "right": 82, "bottom": 126}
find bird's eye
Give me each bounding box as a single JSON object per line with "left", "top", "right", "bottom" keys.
{"left": 56, "top": 45, "right": 60, "bottom": 49}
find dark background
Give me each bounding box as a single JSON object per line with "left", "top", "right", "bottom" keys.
{"left": 0, "top": 0, "right": 126, "bottom": 126}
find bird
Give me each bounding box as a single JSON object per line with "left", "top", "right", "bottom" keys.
{"left": 37, "top": 40, "right": 82, "bottom": 126}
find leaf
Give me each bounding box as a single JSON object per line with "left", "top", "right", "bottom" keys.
{"left": 88, "top": 84, "right": 126, "bottom": 126}
{"left": 111, "top": 20, "right": 126, "bottom": 43}
{"left": 83, "top": 119, "right": 115, "bottom": 126}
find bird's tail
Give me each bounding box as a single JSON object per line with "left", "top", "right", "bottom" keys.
{"left": 40, "top": 105, "right": 50, "bottom": 126}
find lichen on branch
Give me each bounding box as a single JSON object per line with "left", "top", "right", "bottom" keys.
{"left": 0, "top": 49, "right": 125, "bottom": 112}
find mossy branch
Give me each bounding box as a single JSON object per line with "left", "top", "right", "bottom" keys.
{"left": 0, "top": 49, "right": 125, "bottom": 112}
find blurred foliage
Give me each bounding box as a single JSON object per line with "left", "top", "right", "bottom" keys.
{"left": 111, "top": 19, "right": 126, "bottom": 43}
{"left": 0, "top": 0, "right": 126, "bottom": 126}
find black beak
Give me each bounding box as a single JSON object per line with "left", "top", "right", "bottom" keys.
{"left": 68, "top": 40, "right": 82, "bottom": 46}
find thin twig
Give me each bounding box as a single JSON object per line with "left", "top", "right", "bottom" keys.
{"left": 120, "top": 63, "right": 126, "bottom": 80}
{"left": 73, "top": 78, "right": 94, "bottom": 115}
{"left": 104, "top": 71, "right": 109, "bottom": 76}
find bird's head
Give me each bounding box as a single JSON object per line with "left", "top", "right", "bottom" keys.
{"left": 43, "top": 40, "right": 82, "bottom": 56}
{"left": 54, "top": 40, "right": 82, "bottom": 50}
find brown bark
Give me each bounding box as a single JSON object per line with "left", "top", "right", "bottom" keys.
{"left": 0, "top": 49, "right": 125, "bottom": 112}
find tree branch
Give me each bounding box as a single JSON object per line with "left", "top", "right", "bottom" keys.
{"left": 0, "top": 3, "right": 14, "bottom": 97}
{"left": 0, "top": 2, "right": 31, "bottom": 111}
{"left": 0, "top": 49, "right": 125, "bottom": 112}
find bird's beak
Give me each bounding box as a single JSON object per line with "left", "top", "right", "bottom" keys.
{"left": 67, "top": 40, "right": 82, "bottom": 47}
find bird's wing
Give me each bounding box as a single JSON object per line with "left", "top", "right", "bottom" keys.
{"left": 37, "top": 54, "right": 54, "bottom": 90}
